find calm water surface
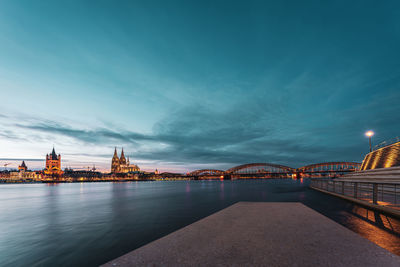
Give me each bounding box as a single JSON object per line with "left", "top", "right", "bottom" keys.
{"left": 0, "top": 179, "right": 399, "bottom": 266}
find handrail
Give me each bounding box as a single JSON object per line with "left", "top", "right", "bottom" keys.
{"left": 310, "top": 178, "right": 400, "bottom": 209}
{"left": 373, "top": 136, "right": 400, "bottom": 151}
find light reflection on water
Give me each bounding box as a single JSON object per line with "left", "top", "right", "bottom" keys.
{"left": 345, "top": 206, "right": 400, "bottom": 253}
{"left": 0, "top": 179, "right": 399, "bottom": 267}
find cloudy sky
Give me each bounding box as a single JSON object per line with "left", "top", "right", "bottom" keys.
{"left": 0, "top": 0, "right": 399, "bottom": 172}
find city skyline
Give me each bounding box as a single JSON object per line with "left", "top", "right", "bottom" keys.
{"left": 1, "top": 0, "right": 400, "bottom": 172}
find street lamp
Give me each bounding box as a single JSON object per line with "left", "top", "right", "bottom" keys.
{"left": 365, "top": 130, "right": 374, "bottom": 152}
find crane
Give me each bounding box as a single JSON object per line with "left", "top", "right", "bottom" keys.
{"left": 3, "top": 163, "right": 11, "bottom": 171}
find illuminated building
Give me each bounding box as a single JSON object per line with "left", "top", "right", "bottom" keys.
{"left": 111, "top": 147, "right": 140, "bottom": 173}
{"left": 361, "top": 140, "right": 400, "bottom": 170}
{"left": 18, "top": 161, "right": 27, "bottom": 172}
{"left": 44, "top": 147, "right": 64, "bottom": 176}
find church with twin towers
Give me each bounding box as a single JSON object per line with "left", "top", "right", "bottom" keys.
{"left": 111, "top": 148, "right": 140, "bottom": 174}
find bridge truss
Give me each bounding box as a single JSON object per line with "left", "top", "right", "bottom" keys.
{"left": 189, "top": 162, "right": 361, "bottom": 179}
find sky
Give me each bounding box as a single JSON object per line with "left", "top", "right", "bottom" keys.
{"left": 0, "top": 0, "right": 399, "bottom": 173}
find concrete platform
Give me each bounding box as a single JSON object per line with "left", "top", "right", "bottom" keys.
{"left": 102, "top": 202, "right": 400, "bottom": 266}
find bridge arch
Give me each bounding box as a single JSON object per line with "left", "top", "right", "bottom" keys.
{"left": 226, "top": 163, "right": 294, "bottom": 174}
{"left": 296, "top": 162, "right": 361, "bottom": 172}
{"left": 189, "top": 169, "right": 225, "bottom": 176}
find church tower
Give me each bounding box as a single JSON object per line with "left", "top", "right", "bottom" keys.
{"left": 120, "top": 148, "right": 127, "bottom": 165}
{"left": 18, "top": 161, "right": 27, "bottom": 172}
{"left": 44, "top": 147, "right": 63, "bottom": 176}
{"left": 111, "top": 147, "right": 120, "bottom": 173}
{"left": 111, "top": 147, "right": 140, "bottom": 174}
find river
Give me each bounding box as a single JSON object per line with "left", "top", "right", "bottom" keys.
{"left": 0, "top": 179, "right": 399, "bottom": 266}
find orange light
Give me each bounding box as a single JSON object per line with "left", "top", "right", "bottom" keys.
{"left": 365, "top": 130, "right": 374, "bottom": 137}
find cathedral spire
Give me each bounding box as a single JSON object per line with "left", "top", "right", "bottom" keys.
{"left": 120, "top": 147, "right": 126, "bottom": 165}
{"left": 113, "top": 147, "right": 119, "bottom": 158}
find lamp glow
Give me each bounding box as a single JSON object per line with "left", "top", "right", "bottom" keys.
{"left": 365, "top": 131, "right": 374, "bottom": 137}
{"left": 365, "top": 130, "right": 374, "bottom": 152}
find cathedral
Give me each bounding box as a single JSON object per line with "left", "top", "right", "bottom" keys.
{"left": 111, "top": 148, "right": 140, "bottom": 173}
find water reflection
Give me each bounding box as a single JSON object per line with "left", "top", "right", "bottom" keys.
{"left": 185, "top": 182, "right": 191, "bottom": 193}
{"left": 344, "top": 206, "right": 400, "bottom": 253}
{"left": 0, "top": 180, "right": 399, "bottom": 267}
{"left": 220, "top": 181, "right": 225, "bottom": 200}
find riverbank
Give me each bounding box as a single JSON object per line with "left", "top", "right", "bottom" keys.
{"left": 311, "top": 185, "right": 400, "bottom": 219}
{"left": 0, "top": 177, "right": 197, "bottom": 183}
{"left": 310, "top": 178, "right": 400, "bottom": 219}
{"left": 0, "top": 179, "right": 156, "bottom": 184}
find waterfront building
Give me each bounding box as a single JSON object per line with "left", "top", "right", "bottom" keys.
{"left": 111, "top": 148, "right": 140, "bottom": 173}
{"left": 44, "top": 148, "right": 63, "bottom": 176}
{"left": 18, "top": 161, "right": 27, "bottom": 172}
{"left": 360, "top": 138, "right": 400, "bottom": 170}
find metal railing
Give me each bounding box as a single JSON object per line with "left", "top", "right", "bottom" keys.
{"left": 310, "top": 179, "right": 400, "bottom": 210}
{"left": 373, "top": 136, "right": 400, "bottom": 151}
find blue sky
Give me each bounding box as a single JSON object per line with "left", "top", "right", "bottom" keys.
{"left": 0, "top": 0, "right": 399, "bottom": 172}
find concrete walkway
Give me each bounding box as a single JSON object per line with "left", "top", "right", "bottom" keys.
{"left": 102, "top": 202, "right": 400, "bottom": 266}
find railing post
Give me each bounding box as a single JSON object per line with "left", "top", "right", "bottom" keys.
{"left": 354, "top": 182, "right": 358, "bottom": 198}
{"left": 373, "top": 184, "right": 378, "bottom": 204}
{"left": 341, "top": 181, "right": 344, "bottom": 195}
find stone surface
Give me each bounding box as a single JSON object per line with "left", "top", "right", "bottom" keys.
{"left": 102, "top": 202, "right": 400, "bottom": 267}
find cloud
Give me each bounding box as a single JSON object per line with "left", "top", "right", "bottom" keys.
{"left": 0, "top": 130, "right": 28, "bottom": 141}
{"left": 4, "top": 67, "right": 398, "bottom": 171}
{"left": 5, "top": 101, "right": 367, "bottom": 170}
{"left": 0, "top": 158, "right": 44, "bottom": 161}
{"left": 15, "top": 121, "right": 153, "bottom": 145}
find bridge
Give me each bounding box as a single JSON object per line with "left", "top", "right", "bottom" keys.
{"left": 225, "top": 163, "right": 294, "bottom": 179}
{"left": 188, "top": 162, "right": 361, "bottom": 179}
{"left": 187, "top": 169, "right": 225, "bottom": 179}
{"left": 295, "top": 162, "right": 361, "bottom": 178}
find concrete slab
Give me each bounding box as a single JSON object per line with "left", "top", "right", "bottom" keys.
{"left": 102, "top": 202, "right": 400, "bottom": 267}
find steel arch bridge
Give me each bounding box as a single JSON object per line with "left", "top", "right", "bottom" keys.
{"left": 226, "top": 163, "right": 294, "bottom": 174}
{"left": 188, "top": 161, "right": 361, "bottom": 179}
{"left": 188, "top": 169, "right": 225, "bottom": 176}
{"left": 296, "top": 162, "right": 361, "bottom": 173}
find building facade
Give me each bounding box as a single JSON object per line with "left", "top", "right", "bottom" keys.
{"left": 18, "top": 161, "right": 27, "bottom": 172}
{"left": 44, "top": 148, "right": 63, "bottom": 176}
{"left": 111, "top": 148, "right": 140, "bottom": 173}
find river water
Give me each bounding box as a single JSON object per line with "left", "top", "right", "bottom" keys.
{"left": 0, "top": 179, "right": 399, "bottom": 266}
